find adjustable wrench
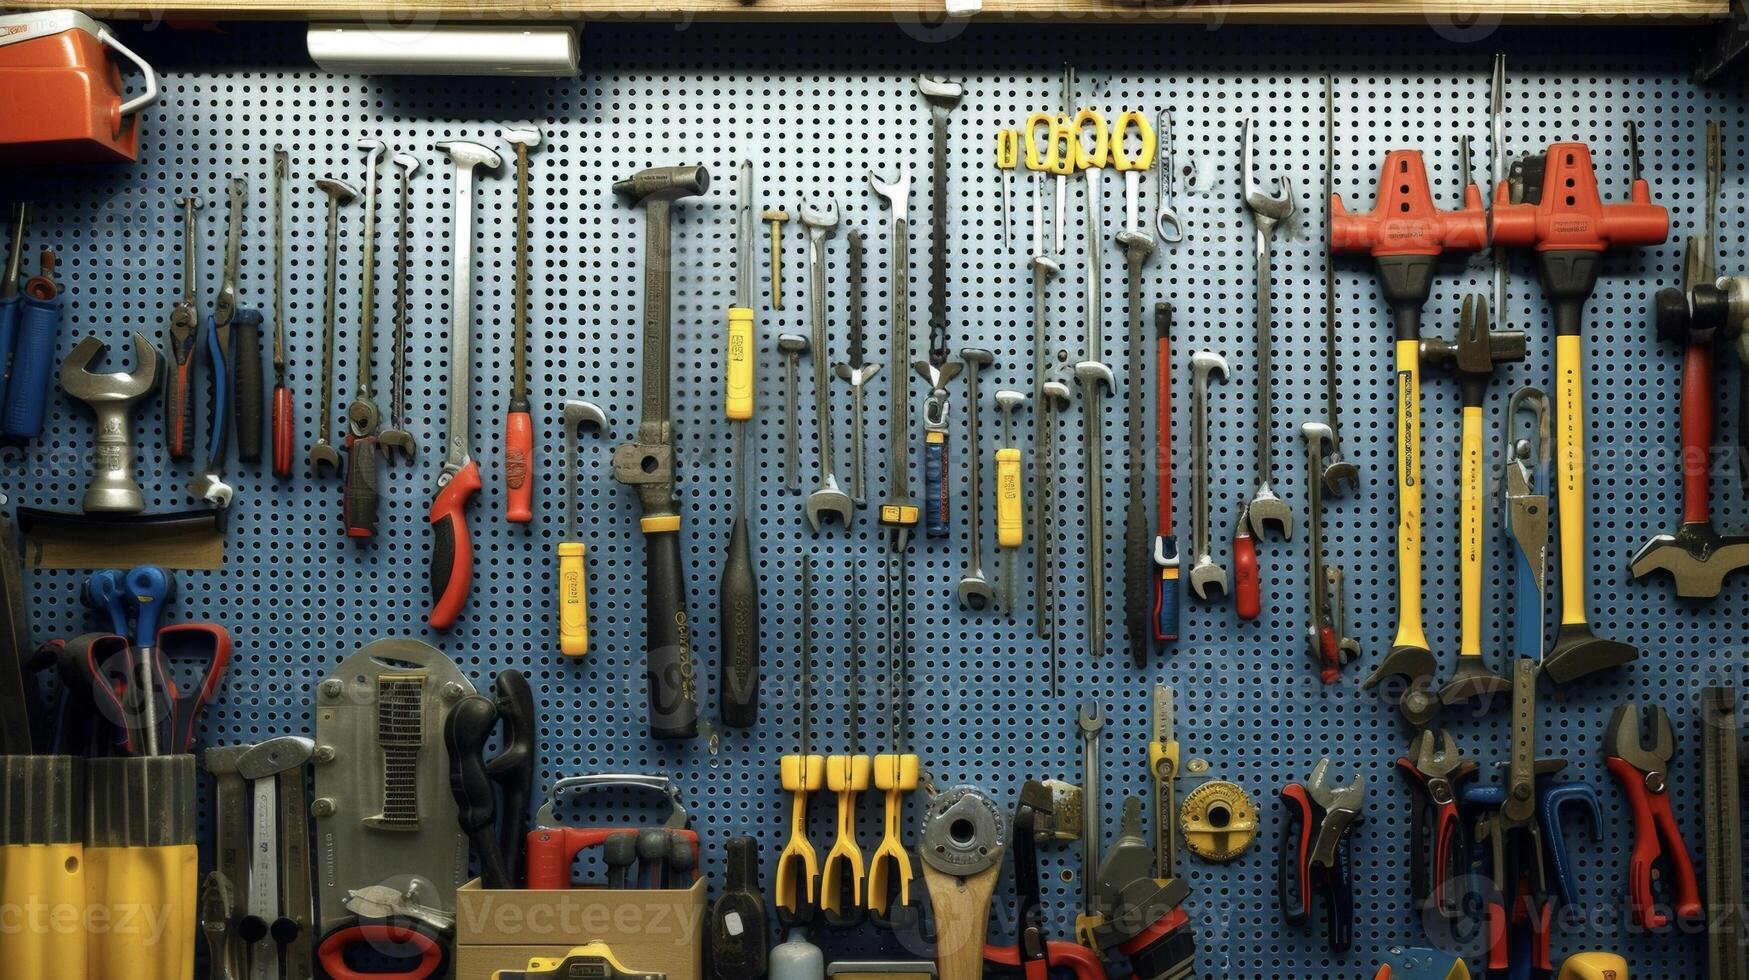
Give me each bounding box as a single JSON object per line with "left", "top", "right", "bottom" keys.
{"left": 800, "top": 198, "right": 852, "bottom": 534}
{"left": 1188, "top": 352, "right": 1228, "bottom": 599}
{"left": 343, "top": 139, "right": 388, "bottom": 539}
{"left": 1239, "top": 117, "right": 1295, "bottom": 541}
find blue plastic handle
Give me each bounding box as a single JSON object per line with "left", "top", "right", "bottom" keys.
{"left": 1154, "top": 537, "right": 1180, "bottom": 644}
{"left": 924, "top": 436, "right": 947, "bottom": 538}
{"left": 2, "top": 292, "right": 61, "bottom": 438}
{"left": 204, "top": 313, "right": 232, "bottom": 460}
{"left": 1541, "top": 781, "right": 1602, "bottom": 909}
{"left": 1510, "top": 537, "right": 1540, "bottom": 660}
{"left": 81, "top": 569, "right": 131, "bottom": 636}
{"left": 0, "top": 294, "right": 19, "bottom": 409}
{"left": 124, "top": 566, "right": 175, "bottom": 649}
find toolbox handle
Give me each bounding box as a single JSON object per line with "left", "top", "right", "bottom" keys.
{"left": 95, "top": 26, "right": 158, "bottom": 121}
{"left": 533, "top": 773, "right": 688, "bottom": 829}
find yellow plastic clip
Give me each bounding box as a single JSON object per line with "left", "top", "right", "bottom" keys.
{"left": 866, "top": 752, "right": 919, "bottom": 914}
{"left": 1023, "top": 112, "right": 1059, "bottom": 173}
{"left": 1071, "top": 108, "right": 1110, "bottom": 171}
{"left": 775, "top": 752, "right": 825, "bottom": 914}
{"left": 1110, "top": 110, "right": 1157, "bottom": 173}
{"left": 995, "top": 129, "right": 1019, "bottom": 172}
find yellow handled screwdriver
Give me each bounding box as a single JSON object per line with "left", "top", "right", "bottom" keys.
{"left": 776, "top": 556, "right": 825, "bottom": 917}
{"left": 821, "top": 564, "right": 870, "bottom": 926}
{"left": 995, "top": 129, "right": 1019, "bottom": 251}
{"left": 556, "top": 399, "right": 606, "bottom": 657}
{"left": 1111, "top": 110, "right": 1157, "bottom": 237}
{"left": 994, "top": 390, "right": 1026, "bottom": 620}
{"left": 720, "top": 158, "right": 760, "bottom": 726}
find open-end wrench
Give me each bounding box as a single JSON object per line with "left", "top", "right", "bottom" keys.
{"left": 343, "top": 139, "right": 388, "bottom": 539}
{"left": 1320, "top": 79, "right": 1360, "bottom": 498}
{"left": 1188, "top": 352, "right": 1228, "bottom": 600}
{"left": 957, "top": 348, "right": 995, "bottom": 611}
{"left": 1239, "top": 117, "right": 1295, "bottom": 541}
{"left": 309, "top": 178, "right": 355, "bottom": 478}
{"left": 1037, "top": 380, "right": 1071, "bottom": 696}
{"left": 61, "top": 332, "right": 160, "bottom": 513}
{"left": 778, "top": 334, "right": 807, "bottom": 495}
{"left": 800, "top": 198, "right": 851, "bottom": 534}
{"left": 869, "top": 171, "right": 918, "bottom": 554}
{"left": 833, "top": 229, "right": 879, "bottom": 508}
{"left": 381, "top": 151, "right": 419, "bottom": 463}
{"left": 1303, "top": 422, "right": 1359, "bottom": 684}
{"left": 1075, "top": 699, "right": 1106, "bottom": 946}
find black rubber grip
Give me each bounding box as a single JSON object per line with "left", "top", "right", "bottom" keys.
{"left": 485, "top": 669, "right": 535, "bottom": 885}
{"left": 234, "top": 314, "right": 263, "bottom": 462}
{"left": 344, "top": 435, "right": 379, "bottom": 539}
{"left": 1537, "top": 250, "right": 1603, "bottom": 337}
{"left": 1375, "top": 253, "right": 1437, "bottom": 342}
{"left": 709, "top": 836, "right": 769, "bottom": 979}
{"left": 1123, "top": 474, "right": 1152, "bottom": 668}
{"left": 443, "top": 694, "right": 512, "bottom": 889}
{"left": 718, "top": 517, "right": 758, "bottom": 728}
{"left": 645, "top": 526, "right": 698, "bottom": 739}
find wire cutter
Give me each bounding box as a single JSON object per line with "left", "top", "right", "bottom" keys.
{"left": 1278, "top": 758, "right": 1365, "bottom": 952}
{"left": 1604, "top": 703, "right": 1701, "bottom": 929}
{"left": 1396, "top": 729, "right": 1477, "bottom": 919}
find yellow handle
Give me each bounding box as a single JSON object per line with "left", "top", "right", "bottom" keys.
{"left": 0, "top": 843, "right": 87, "bottom": 980}
{"left": 1555, "top": 334, "right": 1588, "bottom": 627}
{"left": 1023, "top": 113, "right": 1057, "bottom": 172}
{"left": 996, "top": 446, "right": 1023, "bottom": 548}
{"left": 995, "top": 129, "right": 1019, "bottom": 171}
{"left": 775, "top": 753, "right": 824, "bottom": 914}
{"left": 867, "top": 753, "right": 919, "bottom": 914}
{"left": 820, "top": 755, "right": 871, "bottom": 915}
{"left": 1392, "top": 339, "right": 1429, "bottom": 653}
{"left": 1048, "top": 118, "right": 1075, "bottom": 177}
{"left": 557, "top": 541, "right": 588, "bottom": 657}
{"left": 1110, "top": 110, "right": 1156, "bottom": 173}
{"left": 726, "top": 306, "right": 754, "bottom": 421}
{"left": 1071, "top": 108, "right": 1109, "bottom": 170}
{"left": 1458, "top": 404, "right": 1483, "bottom": 659}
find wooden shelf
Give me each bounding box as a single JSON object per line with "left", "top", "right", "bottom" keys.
{"left": 7, "top": 0, "right": 1729, "bottom": 24}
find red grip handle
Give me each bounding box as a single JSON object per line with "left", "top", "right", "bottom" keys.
{"left": 983, "top": 941, "right": 1102, "bottom": 980}
{"left": 166, "top": 357, "right": 194, "bottom": 461}
{"left": 317, "top": 924, "right": 444, "bottom": 980}
{"left": 1317, "top": 625, "right": 1339, "bottom": 684}
{"left": 525, "top": 826, "right": 702, "bottom": 889}
{"left": 427, "top": 460, "right": 481, "bottom": 630}
{"left": 1234, "top": 527, "right": 1260, "bottom": 620}
{"left": 1680, "top": 342, "right": 1713, "bottom": 526}
{"left": 1487, "top": 898, "right": 1508, "bottom": 969}
{"left": 1431, "top": 801, "right": 1458, "bottom": 913}
{"left": 272, "top": 385, "right": 293, "bottom": 478}
{"left": 505, "top": 410, "right": 533, "bottom": 523}
{"left": 1607, "top": 754, "right": 1701, "bottom": 928}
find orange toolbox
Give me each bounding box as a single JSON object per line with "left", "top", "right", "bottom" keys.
{"left": 0, "top": 10, "right": 158, "bottom": 164}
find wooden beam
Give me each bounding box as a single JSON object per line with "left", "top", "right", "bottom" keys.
{"left": 3, "top": 0, "right": 1728, "bottom": 24}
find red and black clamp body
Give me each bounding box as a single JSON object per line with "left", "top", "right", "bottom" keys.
{"left": 1603, "top": 703, "right": 1701, "bottom": 931}
{"left": 1277, "top": 758, "right": 1365, "bottom": 953}
{"left": 1394, "top": 729, "right": 1476, "bottom": 920}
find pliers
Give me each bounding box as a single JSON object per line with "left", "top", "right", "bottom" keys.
{"left": 1396, "top": 729, "right": 1477, "bottom": 919}
{"left": 1603, "top": 703, "right": 1701, "bottom": 930}
{"left": 1278, "top": 758, "right": 1365, "bottom": 952}
{"left": 982, "top": 780, "right": 1104, "bottom": 980}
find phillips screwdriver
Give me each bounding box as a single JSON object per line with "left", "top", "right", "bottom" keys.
{"left": 720, "top": 159, "right": 760, "bottom": 729}
{"left": 270, "top": 147, "right": 293, "bottom": 477}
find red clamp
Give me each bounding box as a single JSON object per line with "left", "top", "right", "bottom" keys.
{"left": 1491, "top": 142, "right": 1667, "bottom": 252}
{"left": 1330, "top": 149, "right": 1486, "bottom": 257}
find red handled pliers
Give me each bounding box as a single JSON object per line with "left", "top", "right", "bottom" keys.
{"left": 1396, "top": 730, "right": 1477, "bottom": 920}
{"left": 1603, "top": 703, "right": 1701, "bottom": 930}
{"left": 1278, "top": 758, "right": 1365, "bottom": 952}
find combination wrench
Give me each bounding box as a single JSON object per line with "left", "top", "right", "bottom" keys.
{"left": 800, "top": 198, "right": 852, "bottom": 533}
{"left": 1239, "top": 117, "right": 1295, "bottom": 541}
{"left": 956, "top": 348, "right": 994, "bottom": 610}
{"left": 1188, "top": 351, "right": 1228, "bottom": 599}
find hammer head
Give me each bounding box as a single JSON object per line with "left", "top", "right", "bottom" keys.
{"left": 1190, "top": 350, "right": 1228, "bottom": 384}
{"left": 438, "top": 140, "right": 503, "bottom": 174}
{"left": 60, "top": 332, "right": 161, "bottom": 403}
{"left": 563, "top": 399, "right": 606, "bottom": 433}
{"left": 315, "top": 178, "right": 358, "bottom": 205}
{"left": 1630, "top": 522, "right": 1749, "bottom": 599}
{"left": 500, "top": 127, "right": 542, "bottom": 151}
{"left": 917, "top": 74, "right": 963, "bottom": 108}
{"left": 761, "top": 209, "right": 789, "bottom": 224}
{"left": 613, "top": 165, "right": 708, "bottom": 206}
{"left": 1456, "top": 295, "right": 1526, "bottom": 373}
{"left": 392, "top": 152, "right": 420, "bottom": 177}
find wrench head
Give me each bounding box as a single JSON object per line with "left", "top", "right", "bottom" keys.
{"left": 805, "top": 479, "right": 854, "bottom": 534}
{"left": 309, "top": 442, "right": 342, "bottom": 478}
{"left": 437, "top": 140, "right": 503, "bottom": 174}
{"left": 563, "top": 399, "right": 607, "bottom": 433}
{"left": 916, "top": 74, "right": 963, "bottom": 107}
{"left": 956, "top": 573, "right": 995, "bottom": 612}
{"left": 1190, "top": 351, "right": 1228, "bottom": 384}
{"left": 868, "top": 170, "right": 912, "bottom": 211}
{"left": 355, "top": 138, "right": 387, "bottom": 165}
{"left": 59, "top": 331, "right": 160, "bottom": 403}
{"left": 1300, "top": 421, "right": 1333, "bottom": 449}
{"left": 1323, "top": 459, "right": 1361, "bottom": 498}
{"left": 1188, "top": 559, "right": 1228, "bottom": 600}
{"left": 800, "top": 197, "right": 839, "bottom": 232}
{"left": 378, "top": 429, "right": 418, "bottom": 464}
{"left": 1245, "top": 487, "right": 1294, "bottom": 540}
{"left": 392, "top": 152, "right": 420, "bottom": 177}
{"left": 315, "top": 178, "right": 358, "bottom": 206}
{"left": 1077, "top": 699, "right": 1106, "bottom": 733}
{"left": 1239, "top": 118, "right": 1295, "bottom": 221}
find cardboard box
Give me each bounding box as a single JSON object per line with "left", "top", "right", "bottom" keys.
{"left": 455, "top": 877, "right": 706, "bottom": 980}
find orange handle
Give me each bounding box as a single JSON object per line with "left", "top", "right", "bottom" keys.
{"left": 506, "top": 410, "right": 533, "bottom": 523}
{"left": 428, "top": 460, "right": 481, "bottom": 630}
{"left": 1234, "top": 526, "right": 1260, "bottom": 621}
{"left": 271, "top": 384, "right": 292, "bottom": 478}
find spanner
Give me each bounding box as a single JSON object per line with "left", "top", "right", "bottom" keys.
{"left": 1076, "top": 699, "right": 1106, "bottom": 944}
{"left": 778, "top": 333, "right": 807, "bottom": 495}
{"left": 956, "top": 348, "right": 995, "bottom": 611}
{"left": 869, "top": 170, "right": 919, "bottom": 554}
{"left": 800, "top": 198, "right": 851, "bottom": 534}
{"left": 833, "top": 229, "right": 879, "bottom": 508}
{"left": 309, "top": 178, "right": 355, "bottom": 477}
{"left": 1303, "top": 422, "right": 1359, "bottom": 683}
{"left": 343, "top": 139, "right": 388, "bottom": 539}
{"left": 1239, "top": 117, "right": 1295, "bottom": 541}
{"left": 381, "top": 151, "right": 419, "bottom": 463}
{"left": 1188, "top": 351, "right": 1228, "bottom": 599}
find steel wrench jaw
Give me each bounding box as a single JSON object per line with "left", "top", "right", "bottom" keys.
{"left": 1245, "top": 486, "right": 1294, "bottom": 540}
{"left": 1078, "top": 699, "right": 1106, "bottom": 734}
{"left": 801, "top": 198, "right": 840, "bottom": 233}
{"left": 1605, "top": 703, "right": 1674, "bottom": 775}
{"left": 60, "top": 332, "right": 160, "bottom": 403}
{"left": 309, "top": 442, "right": 342, "bottom": 477}
{"left": 1323, "top": 457, "right": 1361, "bottom": 498}
{"left": 1240, "top": 118, "right": 1297, "bottom": 223}
{"left": 805, "top": 476, "right": 854, "bottom": 534}
{"left": 379, "top": 429, "right": 417, "bottom": 463}
{"left": 1364, "top": 645, "right": 1440, "bottom": 728}
{"left": 1188, "top": 560, "right": 1227, "bottom": 600}
{"left": 956, "top": 573, "right": 995, "bottom": 611}
{"left": 868, "top": 171, "right": 912, "bottom": 212}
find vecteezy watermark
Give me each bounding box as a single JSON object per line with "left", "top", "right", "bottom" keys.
{"left": 0, "top": 897, "right": 176, "bottom": 947}
{"left": 452, "top": 892, "right": 704, "bottom": 945}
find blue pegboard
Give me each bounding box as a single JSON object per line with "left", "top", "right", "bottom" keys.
{"left": 7, "top": 19, "right": 1748, "bottom": 977}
